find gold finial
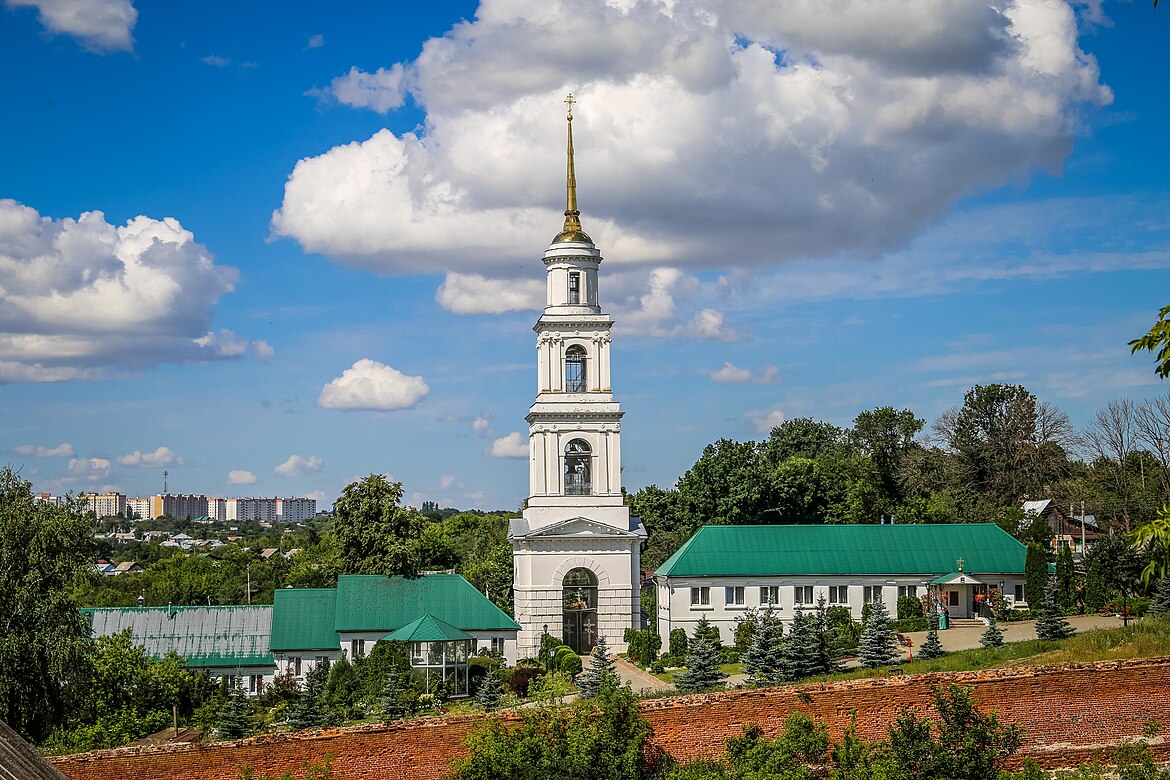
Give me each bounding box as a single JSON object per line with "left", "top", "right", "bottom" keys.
{"left": 553, "top": 92, "right": 592, "bottom": 244}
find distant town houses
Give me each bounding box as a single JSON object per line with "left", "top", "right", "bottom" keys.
{"left": 60, "top": 491, "right": 318, "bottom": 523}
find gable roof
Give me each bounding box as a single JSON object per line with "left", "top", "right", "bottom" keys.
{"left": 384, "top": 614, "right": 473, "bottom": 643}
{"left": 81, "top": 605, "right": 273, "bottom": 668}
{"left": 334, "top": 574, "right": 520, "bottom": 633}
{"left": 0, "top": 718, "right": 69, "bottom": 780}
{"left": 270, "top": 588, "right": 339, "bottom": 652}
{"left": 655, "top": 523, "right": 1027, "bottom": 578}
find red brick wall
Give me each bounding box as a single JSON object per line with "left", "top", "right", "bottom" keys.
{"left": 51, "top": 657, "right": 1170, "bottom": 780}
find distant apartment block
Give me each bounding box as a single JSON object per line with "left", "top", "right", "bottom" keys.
{"left": 33, "top": 492, "right": 66, "bottom": 507}
{"left": 127, "top": 496, "right": 151, "bottom": 520}
{"left": 150, "top": 493, "right": 209, "bottom": 521}
{"left": 80, "top": 491, "right": 127, "bottom": 517}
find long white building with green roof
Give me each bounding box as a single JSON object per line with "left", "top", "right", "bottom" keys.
{"left": 84, "top": 573, "right": 520, "bottom": 696}
{"left": 654, "top": 523, "right": 1029, "bottom": 644}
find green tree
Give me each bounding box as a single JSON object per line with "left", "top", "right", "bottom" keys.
{"left": 288, "top": 661, "right": 329, "bottom": 730}
{"left": 979, "top": 613, "right": 1004, "bottom": 648}
{"left": 218, "top": 680, "right": 253, "bottom": 740}
{"left": 857, "top": 598, "right": 899, "bottom": 668}
{"left": 851, "top": 406, "right": 925, "bottom": 512}
{"left": 1129, "top": 304, "right": 1170, "bottom": 378}
{"left": 332, "top": 475, "right": 428, "bottom": 576}
{"left": 1024, "top": 542, "right": 1048, "bottom": 609}
{"left": 676, "top": 439, "right": 772, "bottom": 528}
{"left": 743, "top": 608, "right": 785, "bottom": 687}
{"left": 0, "top": 467, "right": 96, "bottom": 742}
{"left": 724, "top": 715, "right": 831, "bottom": 780}
{"left": 578, "top": 633, "right": 618, "bottom": 699}
{"left": 668, "top": 627, "right": 688, "bottom": 658}
{"left": 1035, "top": 578, "right": 1075, "bottom": 641}
{"left": 675, "top": 623, "right": 727, "bottom": 694}
{"left": 1131, "top": 506, "right": 1170, "bottom": 586}
{"left": 918, "top": 606, "right": 945, "bottom": 660}
{"left": 1055, "top": 544, "right": 1077, "bottom": 612}
{"left": 888, "top": 684, "right": 1023, "bottom": 780}
{"left": 1084, "top": 557, "right": 1108, "bottom": 613}
{"left": 1150, "top": 577, "right": 1170, "bottom": 616}
{"left": 474, "top": 671, "right": 503, "bottom": 713}
{"left": 452, "top": 682, "right": 653, "bottom": 780}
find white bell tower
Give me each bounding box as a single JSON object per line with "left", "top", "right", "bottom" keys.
{"left": 509, "top": 95, "right": 646, "bottom": 660}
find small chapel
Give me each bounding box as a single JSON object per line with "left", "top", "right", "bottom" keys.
{"left": 508, "top": 96, "right": 646, "bottom": 660}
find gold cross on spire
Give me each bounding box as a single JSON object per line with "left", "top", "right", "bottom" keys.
{"left": 956, "top": 557, "right": 965, "bottom": 572}
{"left": 564, "top": 92, "right": 576, "bottom": 120}
{"left": 553, "top": 92, "right": 591, "bottom": 244}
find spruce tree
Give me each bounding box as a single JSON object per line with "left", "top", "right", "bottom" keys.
{"left": 812, "top": 597, "right": 845, "bottom": 675}
{"left": 217, "top": 680, "right": 252, "bottom": 740}
{"left": 979, "top": 612, "right": 1004, "bottom": 649}
{"left": 577, "top": 632, "right": 618, "bottom": 699}
{"left": 475, "top": 671, "right": 504, "bottom": 712}
{"left": 288, "top": 660, "right": 329, "bottom": 730}
{"left": 1024, "top": 542, "right": 1048, "bottom": 610}
{"left": 379, "top": 667, "right": 411, "bottom": 721}
{"left": 1150, "top": 577, "right": 1170, "bottom": 617}
{"left": 918, "top": 607, "right": 945, "bottom": 660}
{"left": 782, "top": 610, "right": 824, "bottom": 679}
{"left": 1084, "top": 559, "right": 1107, "bottom": 613}
{"left": 857, "top": 598, "right": 899, "bottom": 668}
{"left": 1035, "top": 577, "right": 1075, "bottom": 641}
{"left": 674, "top": 636, "right": 727, "bottom": 693}
{"left": 743, "top": 609, "right": 784, "bottom": 686}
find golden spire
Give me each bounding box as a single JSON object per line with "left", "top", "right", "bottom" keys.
{"left": 553, "top": 92, "right": 592, "bottom": 244}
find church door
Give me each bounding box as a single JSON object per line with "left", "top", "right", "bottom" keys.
{"left": 562, "top": 567, "right": 598, "bottom": 655}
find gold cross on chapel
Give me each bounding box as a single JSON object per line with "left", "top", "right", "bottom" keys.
{"left": 956, "top": 557, "right": 965, "bottom": 572}
{"left": 564, "top": 92, "right": 576, "bottom": 119}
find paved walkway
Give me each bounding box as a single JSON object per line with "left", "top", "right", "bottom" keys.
{"left": 613, "top": 656, "right": 674, "bottom": 694}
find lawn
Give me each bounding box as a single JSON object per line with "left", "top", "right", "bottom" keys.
{"left": 649, "top": 615, "right": 1170, "bottom": 689}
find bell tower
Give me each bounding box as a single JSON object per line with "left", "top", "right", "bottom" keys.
{"left": 509, "top": 95, "right": 646, "bottom": 659}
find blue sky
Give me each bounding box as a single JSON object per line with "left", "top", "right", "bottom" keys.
{"left": 1, "top": 0, "right": 1167, "bottom": 510}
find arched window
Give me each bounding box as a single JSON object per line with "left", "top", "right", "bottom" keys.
{"left": 565, "top": 345, "right": 587, "bottom": 393}
{"left": 564, "top": 439, "right": 591, "bottom": 495}
{"left": 562, "top": 567, "right": 598, "bottom": 654}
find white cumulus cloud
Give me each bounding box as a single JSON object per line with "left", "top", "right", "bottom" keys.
{"left": 312, "top": 65, "right": 408, "bottom": 113}
{"left": 472, "top": 415, "right": 494, "bottom": 438}
{"left": 272, "top": 0, "right": 1110, "bottom": 287}
{"left": 275, "top": 454, "right": 323, "bottom": 478}
{"left": 227, "top": 469, "right": 256, "bottom": 485}
{"left": 0, "top": 200, "right": 264, "bottom": 383}
{"left": 439, "top": 474, "right": 456, "bottom": 489}
{"left": 709, "top": 362, "right": 781, "bottom": 384}
{"left": 6, "top": 0, "right": 137, "bottom": 52}
{"left": 67, "top": 457, "right": 110, "bottom": 480}
{"left": 488, "top": 432, "right": 528, "bottom": 459}
{"left": 118, "top": 447, "right": 180, "bottom": 467}
{"left": 436, "top": 273, "right": 544, "bottom": 315}
{"left": 748, "top": 408, "right": 786, "bottom": 434}
{"left": 317, "top": 358, "right": 429, "bottom": 411}
{"left": 14, "top": 442, "right": 74, "bottom": 457}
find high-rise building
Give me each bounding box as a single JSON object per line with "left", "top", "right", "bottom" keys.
{"left": 508, "top": 97, "right": 645, "bottom": 659}
{"left": 80, "top": 491, "right": 127, "bottom": 517}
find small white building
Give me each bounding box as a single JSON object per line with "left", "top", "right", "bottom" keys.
{"left": 655, "top": 523, "right": 1030, "bottom": 645}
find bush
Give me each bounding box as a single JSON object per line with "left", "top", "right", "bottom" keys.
{"left": 719, "top": 646, "right": 741, "bottom": 664}
{"left": 624, "top": 628, "right": 661, "bottom": 665}
{"left": 658, "top": 654, "right": 682, "bottom": 668}
{"left": 506, "top": 666, "right": 545, "bottom": 697}
{"left": 556, "top": 649, "right": 582, "bottom": 677}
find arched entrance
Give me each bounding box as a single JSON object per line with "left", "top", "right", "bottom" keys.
{"left": 562, "top": 567, "right": 598, "bottom": 655}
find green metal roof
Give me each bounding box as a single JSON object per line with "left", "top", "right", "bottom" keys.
{"left": 81, "top": 605, "right": 273, "bottom": 668}
{"left": 270, "top": 588, "right": 340, "bottom": 651}
{"left": 334, "top": 574, "right": 520, "bottom": 633}
{"left": 655, "top": 523, "right": 1027, "bottom": 578}
{"left": 383, "top": 614, "right": 473, "bottom": 643}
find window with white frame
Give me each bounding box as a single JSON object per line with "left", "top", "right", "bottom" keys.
{"left": 725, "top": 586, "right": 745, "bottom": 606}
{"left": 828, "top": 585, "right": 848, "bottom": 605}
{"left": 690, "top": 586, "right": 710, "bottom": 607}
{"left": 863, "top": 586, "right": 883, "bottom": 604}
{"left": 897, "top": 585, "right": 918, "bottom": 600}
{"left": 568, "top": 271, "right": 581, "bottom": 304}
{"left": 794, "top": 585, "right": 813, "bottom": 606}
{"left": 490, "top": 637, "right": 506, "bottom": 655}
{"left": 294, "top": 657, "right": 302, "bottom": 676}
{"left": 760, "top": 586, "right": 780, "bottom": 606}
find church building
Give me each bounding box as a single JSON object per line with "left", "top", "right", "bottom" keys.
{"left": 509, "top": 96, "right": 646, "bottom": 660}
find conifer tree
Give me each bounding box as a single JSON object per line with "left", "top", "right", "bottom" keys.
{"left": 288, "top": 660, "right": 329, "bottom": 730}
{"left": 675, "top": 622, "right": 728, "bottom": 694}
{"left": 379, "top": 667, "right": 411, "bottom": 721}
{"left": 577, "top": 632, "right": 618, "bottom": 699}
{"left": 1055, "top": 544, "right": 1076, "bottom": 613}
{"left": 743, "top": 609, "right": 785, "bottom": 686}
{"left": 475, "top": 671, "right": 504, "bottom": 712}
{"left": 781, "top": 609, "right": 824, "bottom": 680}
{"left": 1035, "top": 577, "right": 1075, "bottom": 641}
{"left": 812, "top": 597, "right": 845, "bottom": 675}
{"left": 857, "top": 597, "right": 899, "bottom": 668}
{"left": 918, "top": 606, "right": 945, "bottom": 661}
{"left": 1084, "top": 558, "right": 1107, "bottom": 613}
{"left": 1150, "top": 577, "right": 1170, "bottom": 617}
{"left": 217, "top": 679, "right": 252, "bottom": 740}
{"left": 979, "top": 612, "right": 1004, "bottom": 649}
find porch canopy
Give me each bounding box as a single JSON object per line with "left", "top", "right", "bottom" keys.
{"left": 931, "top": 572, "right": 985, "bottom": 587}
